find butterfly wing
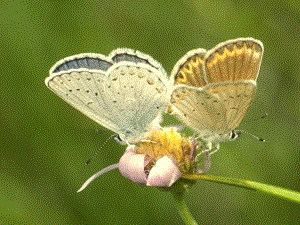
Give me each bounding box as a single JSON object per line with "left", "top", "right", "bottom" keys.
{"left": 171, "top": 48, "right": 207, "bottom": 87}
{"left": 46, "top": 50, "right": 170, "bottom": 143}
{"left": 46, "top": 53, "right": 122, "bottom": 133}
{"left": 203, "top": 81, "right": 257, "bottom": 134}
{"left": 169, "top": 38, "right": 263, "bottom": 140}
{"left": 204, "top": 38, "right": 263, "bottom": 83}
{"left": 104, "top": 49, "right": 171, "bottom": 142}
{"left": 170, "top": 85, "right": 227, "bottom": 137}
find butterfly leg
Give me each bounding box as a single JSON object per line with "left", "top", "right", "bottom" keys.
{"left": 140, "top": 139, "right": 161, "bottom": 145}
{"left": 198, "top": 142, "right": 219, "bottom": 156}
{"left": 197, "top": 150, "right": 211, "bottom": 174}
{"left": 209, "top": 142, "right": 220, "bottom": 155}
{"left": 195, "top": 142, "right": 211, "bottom": 162}
{"left": 206, "top": 142, "right": 213, "bottom": 151}
{"left": 194, "top": 141, "right": 212, "bottom": 174}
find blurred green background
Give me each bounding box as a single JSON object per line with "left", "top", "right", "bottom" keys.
{"left": 1, "top": 0, "right": 300, "bottom": 224}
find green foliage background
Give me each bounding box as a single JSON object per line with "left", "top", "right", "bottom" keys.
{"left": 1, "top": 1, "right": 300, "bottom": 224}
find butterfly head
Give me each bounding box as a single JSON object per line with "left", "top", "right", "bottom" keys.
{"left": 113, "top": 134, "right": 127, "bottom": 145}
{"left": 228, "top": 130, "right": 241, "bottom": 141}
{"left": 114, "top": 129, "right": 148, "bottom": 145}
{"left": 113, "top": 131, "right": 135, "bottom": 145}
{"left": 203, "top": 130, "right": 241, "bottom": 143}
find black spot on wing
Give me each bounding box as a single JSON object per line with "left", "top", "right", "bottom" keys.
{"left": 53, "top": 57, "right": 113, "bottom": 73}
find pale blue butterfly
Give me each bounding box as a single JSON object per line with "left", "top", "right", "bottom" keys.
{"left": 45, "top": 49, "right": 172, "bottom": 144}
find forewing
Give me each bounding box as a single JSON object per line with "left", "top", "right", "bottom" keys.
{"left": 46, "top": 51, "right": 170, "bottom": 142}
{"left": 204, "top": 81, "right": 257, "bottom": 133}
{"left": 204, "top": 38, "right": 263, "bottom": 83}
{"left": 170, "top": 85, "right": 227, "bottom": 137}
{"left": 171, "top": 48, "right": 207, "bottom": 87}
{"left": 46, "top": 54, "right": 124, "bottom": 133}
{"left": 110, "top": 48, "right": 168, "bottom": 84}
{"left": 50, "top": 53, "right": 113, "bottom": 74}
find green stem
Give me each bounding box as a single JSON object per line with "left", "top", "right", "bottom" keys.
{"left": 182, "top": 174, "right": 300, "bottom": 204}
{"left": 171, "top": 191, "right": 198, "bottom": 225}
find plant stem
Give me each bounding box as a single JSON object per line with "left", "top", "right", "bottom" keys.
{"left": 182, "top": 174, "right": 300, "bottom": 204}
{"left": 171, "top": 191, "right": 198, "bottom": 225}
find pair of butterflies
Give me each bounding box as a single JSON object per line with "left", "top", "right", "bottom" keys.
{"left": 45, "top": 38, "right": 263, "bottom": 148}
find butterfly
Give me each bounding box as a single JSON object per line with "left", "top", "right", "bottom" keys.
{"left": 45, "top": 48, "right": 171, "bottom": 144}
{"left": 168, "top": 38, "right": 264, "bottom": 150}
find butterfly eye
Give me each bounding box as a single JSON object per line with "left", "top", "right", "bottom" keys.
{"left": 230, "top": 131, "right": 240, "bottom": 140}
{"left": 113, "top": 134, "right": 127, "bottom": 145}
{"left": 114, "top": 134, "right": 123, "bottom": 142}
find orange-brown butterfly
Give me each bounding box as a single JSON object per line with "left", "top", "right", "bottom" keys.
{"left": 169, "top": 38, "right": 264, "bottom": 150}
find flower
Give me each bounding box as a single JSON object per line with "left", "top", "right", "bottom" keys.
{"left": 77, "top": 128, "right": 211, "bottom": 192}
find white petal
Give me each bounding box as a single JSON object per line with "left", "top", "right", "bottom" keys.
{"left": 77, "top": 163, "right": 119, "bottom": 193}
{"left": 146, "top": 156, "right": 182, "bottom": 187}
{"left": 119, "top": 145, "right": 147, "bottom": 184}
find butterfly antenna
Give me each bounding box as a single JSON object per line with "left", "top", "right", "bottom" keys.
{"left": 242, "top": 113, "right": 268, "bottom": 125}
{"left": 85, "top": 134, "right": 116, "bottom": 165}
{"left": 236, "top": 130, "right": 265, "bottom": 142}
{"left": 260, "top": 113, "right": 268, "bottom": 120}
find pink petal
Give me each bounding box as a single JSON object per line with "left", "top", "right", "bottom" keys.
{"left": 118, "top": 145, "right": 147, "bottom": 184}
{"left": 146, "top": 156, "right": 182, "bottom": 187}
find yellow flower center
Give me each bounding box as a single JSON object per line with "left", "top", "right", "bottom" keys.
{"left": 136, "top": 128, "right": 199, "bottom": 174}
